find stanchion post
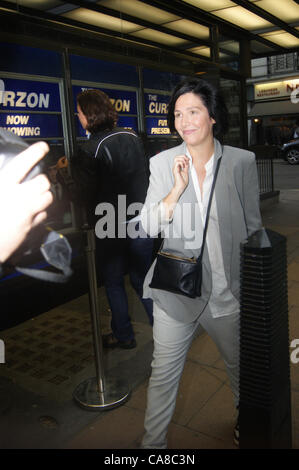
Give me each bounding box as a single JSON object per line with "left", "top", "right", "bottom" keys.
{"left": 84, "top": 228, "right": 105, "bottom": 395}
{"left": 73, "top": 227, "right": 131, "bottom": 410}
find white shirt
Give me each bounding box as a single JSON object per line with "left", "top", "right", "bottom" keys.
{"left": 187, "top": 149, "right": 239, "bottom": 318}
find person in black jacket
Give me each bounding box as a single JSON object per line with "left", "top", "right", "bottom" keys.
{"left": 72, "top": 89, "right": 153, "bottom": 349}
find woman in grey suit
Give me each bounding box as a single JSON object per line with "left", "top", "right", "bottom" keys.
{"left": 140, "top": 78, "right": 262, "bottom": 448}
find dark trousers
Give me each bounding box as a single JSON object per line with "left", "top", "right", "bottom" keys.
{"left": 97, "top": 236, "right": 154, "bottom": 341}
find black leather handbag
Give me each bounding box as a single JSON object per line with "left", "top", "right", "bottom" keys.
{"left": 149, "top": 157, "right": 221, "bottom": 298}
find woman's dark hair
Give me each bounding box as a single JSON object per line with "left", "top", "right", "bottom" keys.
{"left": 77, "top": 89, "right": 118, "bottom": 133}
{"left": 167, "top": 78, "right": 229, "bottom": 137}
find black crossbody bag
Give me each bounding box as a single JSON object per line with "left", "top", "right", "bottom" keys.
{"left": 149, "top": 157, "right": 221, "bottom": 298}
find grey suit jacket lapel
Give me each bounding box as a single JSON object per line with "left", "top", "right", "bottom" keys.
{"left": 213, "top": 140, "right": 233, "bottom": 284}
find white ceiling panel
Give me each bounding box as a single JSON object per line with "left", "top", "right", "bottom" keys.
{"left": 97, "top": 0, "right": 180, "bottom": 24}
{"left": 1, "top": 0, "right": 299, "bottom": 62}
{"left": 260, "top": 30, "right": 299, "bottom": 48}
{"left": 248, "top": 0, "right": 299, "bottom": 24}
{"left": 165, "top": 19, "right": 210, "bottom": 40}
{"left": 63, "top": 8, "right": 142, "bottom": 34}
{"left": 131, "top": 29, "right": 190, "bottom": 47}
{"left": 182, "top": 0, "right": 235, "bottom": 11}
{"left": 212, "top": 6, "right": 274, "bottom": 31}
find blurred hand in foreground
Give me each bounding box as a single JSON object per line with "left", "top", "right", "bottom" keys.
{"left": 0, "top": 141, "right": 53, "bottom": 263}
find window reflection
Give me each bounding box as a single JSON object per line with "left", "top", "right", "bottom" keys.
{"left": 220, "top": 78, "right": 242, "bottom": 147}
{"left": 219, "top": 36, "right": 240, "bottom": 71}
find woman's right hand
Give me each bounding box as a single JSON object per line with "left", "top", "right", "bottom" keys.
{"left": 173, "top": 154, "right": 189, "bottom": 195}
{"left": 161, "top": 154, "right": 189, "bottom": 220}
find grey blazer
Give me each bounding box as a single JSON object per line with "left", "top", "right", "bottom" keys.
{"left": 141, "top": 138, "right": 262, "bottom": 323}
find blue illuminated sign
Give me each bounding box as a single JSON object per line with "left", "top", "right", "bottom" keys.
{"left": 73, "top": 85, "right": 137, "bottom": 115}
{"left": 0, "top": 113, "right": 63, "bottom": 138}
{"left": 146, "top": 117, "right": 170, "bottom": 135}
{"left": 117, "top": 115, "right": 138, "bottom": 130}
{"left": 144, "top": 93, "right": 169, "bottom": 116}
{"left": 70, "top": 55, "right": 138, "bottom": 86}
{"left": 73, "top": 84, "right": 139, "bottom": 135}
{"left": 0, "top": 78, "right": 61, "bottom": 112}
{"left": 144, "top": 93, "right": 170, "bottom": 136}
{"left": 144, "top": 92, "right": 170, "bottom": 136}
{"left": 76, "top": 115, "right": 138, "bottom": 137}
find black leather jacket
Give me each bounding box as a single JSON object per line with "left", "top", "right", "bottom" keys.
{"left": 71, "top": 128, "right": 149, "bottom": 226}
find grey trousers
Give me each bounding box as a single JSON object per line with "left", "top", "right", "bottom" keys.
{"left": 141, "top": 302, "right": 240, "bottom": 449}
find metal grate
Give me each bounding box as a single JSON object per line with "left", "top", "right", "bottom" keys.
{"left": 0, "top": 300, "right": 98, "bottom": 402}
{"left": 0, "top": 289, "right": 153, "bottom": 404}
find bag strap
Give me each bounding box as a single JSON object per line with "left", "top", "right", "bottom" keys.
{"left": 159, "top": 156, "right": 222, "bottom": 264}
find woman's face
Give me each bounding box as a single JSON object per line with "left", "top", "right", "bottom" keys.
{"left": 77, "top": 104, "right": 88, "bottom": 130}
{"left": 174, "top": 92, "right": 215, "bottom": 149}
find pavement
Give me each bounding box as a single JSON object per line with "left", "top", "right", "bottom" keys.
{"left": 0, "top": 188, "right": 298, "bottom": 451}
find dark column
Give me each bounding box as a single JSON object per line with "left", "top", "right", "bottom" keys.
{"left": 239, "top": 228, "right": 292, "bottom": 449}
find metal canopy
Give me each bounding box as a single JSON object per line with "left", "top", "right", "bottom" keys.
{"left": 0, "top": 0, "right": 298, "bottom": 69}
{"left": 248, "top": 100, "right": 299, "bottom": 116}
